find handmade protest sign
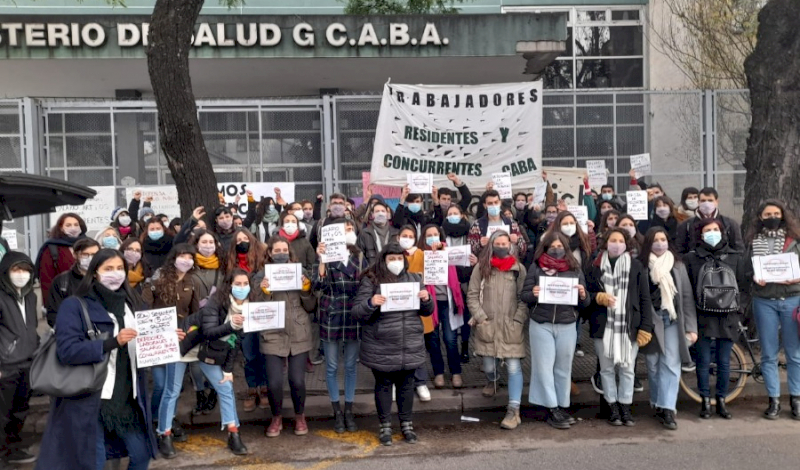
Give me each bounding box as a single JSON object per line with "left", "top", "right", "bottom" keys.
{"left": 370, "top": 81, "right": 544, "bottom": 191}
{"left": 532, "top": 182, "right": 548, "bottom": 205}
{"left": 586, "top": 160, "right": 607, "bottom": 190}
{"left": 424, "top": 250, "right": 449, "bottom": 286}
{"left": 626, "top": 191, "right": 649, "bottom": 221}
{"left": 1, "top": 230, "right": 17, "bottom": 250}
{"left": 446, "top": 245, "right": 471, "bottom": 267}
{"left": 492, "top": 172, "right": 513, "bottom": 199}
{"left": 567, "top": 205, "right": 589, "bottom": 233}
{"left": 539, "top": 277, "right": 579, "bottom": 306}
{"left": 752, "top": 253, "right": 800, "bottom": 284}
{"left": 264, "top": 263, "right": 303, "bottom": 291}
{"left": 380, "top": 282, "right": 421, "bottom": 312}
{"left": 320, "top": 223, "right": 348, "bottom": 263}
{"left": 53, "top": 186, "right": 116, "bottom": 237}
{"left": 244, "top": 302, "right": 286, "bottom": 333}
{"left": 135, "top": 307, "right": 180, "bottom": 368}
{"left": 487, "top": 225, "right": 510, "bottom": 237}
{"left": 407, "top": 174, "right": 433, "bottom": 194}
{"left": 630, "top": 153, "right": 652, "bottom": 179}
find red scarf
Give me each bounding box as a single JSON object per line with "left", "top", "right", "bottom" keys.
{"left": 490, "top": 256, "right": 516, "bottom": 271}
{"left": 237, "top": 253, "right": 251, "bottom": 272}
{"left": 538, "top": 253, "right": 571, "bottom": 272}
{"left": 118, "top": 226, "right": 132, "bottom": 237}
{"left": 278, "top": 227, "right": 300, "bottom": 242}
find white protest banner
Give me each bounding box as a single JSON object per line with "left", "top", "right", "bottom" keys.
{"left": 567, "top": 205, "right": 589, "bottom": 233}
{"left": 627, "top": 190, "right": 649, "bottom": 220}
{"left": 52, "top": 186, "right": 117, "bottom": 237}
{"left": 124, "top": 185, "right": 180, "bottom": 218}
{"left": 407, "top": 174, "right": 433, "bottom": 194}
{"left": 752, "top": 253, "right": 800, "bottom": 283}
{"left": 380, "top": 282, "right": 421, "bottom": 312}
{"left": 370, "top": 81, "right": 544, "bottom": 191}
{"left": 264, "top": 263, "right": 303, "bottom": 291}
{"left": 1, "top": 230, "right": 18, "bottom": 250}
{"left": 539, "top": 276, "right": 579, "bottom": 306}
{"left": 446, "top": 245, "right": 472, "bottom": 267}
{"left": 586, "top": 160, "right": 607, "bottom": 190}
{"left": 134, "top": 307, "right": 180, "bottom": 368}
{"left": 244, "top": 301, "right": 286, "bottom": 333}
{"left": 424, "top": 250, "right": 449, "bottom": 286}
{"left": 320, "top": 223, "right": 348, "bottom": 263}
{"left": 487, "top": 225, "right": 510, "bottom": 237}
{"left": 630, "top": 153, "right": 652, "bottom": 179}
{"left": 542, "top": 167, "right": 585, "bottom": 205}
{"left": 492, "top": 172, "right": 513, "bottom": 199}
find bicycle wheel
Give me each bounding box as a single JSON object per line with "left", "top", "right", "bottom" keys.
{"left": 679, "top": 343, "right": 748, "bottom": 404}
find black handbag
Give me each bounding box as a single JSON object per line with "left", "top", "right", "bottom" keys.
{"left": 197, "top": 339, "right": 230, "bottom": 366}
{"left": 30, "top": 298, "right": 111, "bottom": 397}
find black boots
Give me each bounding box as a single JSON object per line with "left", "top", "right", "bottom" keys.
{"left": 158, "top": 434, "right": 177, "bottom": 459}
{"left": 619, "top": 404, "right": 635, "bottom": 426}
{"left": 401, "top": 421, "right": 417, "bottom": 444}
{"left": 193, "top": 391, "right": 207, "bottom": 416}
{"left": 332, "top": 402, "right": 345, "bottom": 434}
{"left": 764, "top": 397, "right": 781, "bottom": 420}
{"left": 791, "top": 396, "right": 800, "bottom": 420}
{"left": 227, "top": 432, "right": 248, "bottom": 456}
{"left": 379, "top": 422, "right": 393, "bottom": 446}
{"left": 172, "top": 419, "right": 188, "bottom": 443}
{"left": 607, "top": 402, "right": 622, "bottom": 426}
{"left": 656, "top": 409, "right": 677, "bottom": 430}
{"left": 205, "top": 389, "right": 218, "bottom": 414}
{"left": 344, "top": 402, "right": 358, "bottom": 432}
{"left": 715, "top": 396, "right": 732, "bottom": 419}
{"left": 700, "top": 397, "right": 712, "bottom": 419}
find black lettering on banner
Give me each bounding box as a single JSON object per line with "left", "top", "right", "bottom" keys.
{"left": 410, "top": 159, "right": 419, "bottom": 172}
{"left": 470, "top": 131, "right": 478, "bottom": 144}
{"left": 493, "top": 94, "right": 502, "bottom": 106}
{"left": 412, "top": 93, "right": 420, "bottom": 106}
{"left": 479, "top": 95, "right": 488, "bottom": 108}
{"left": 397, "top": 91, "right": 405, "bottom": 103}
{"left": 441, "top": 95, "right": 450, "bottom": 108}
{"left": 507, "top": 93, "right": 515, "bottom": 106}
{"left": 465, "top": 95, "right": 474, "bottom": 108}
{"left": 383, "top": 154, "right": 393, "bottom": 168}
{"left": 404, "top": 126, "right": 413, "bottom": 139}
{"left": 400, "top": 157, "right": 410, "bottom": 171}
{"left": 518, "top": 92, "right": 525, "bottom": 105}
{"left": 454, "top": 95, "right": 460, "bottom": 108}
{"left": 413, "top": 127, "right": 420, "bottom": 141}
{"left": 530, "top": 89, "right": 539, "bottom": 103}
{"left": 427, "top": 94, "right": 435, "bottom": 107}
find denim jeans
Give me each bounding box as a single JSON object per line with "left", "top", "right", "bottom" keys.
{"left": 645, "top": 320, "right": 682, "bottom": 410}
{"left": 196, "top": 361, "right": 239, "bottom": 430}
{"left": 150, "top": 365, "right": 166, "bottom": 418}
{"left": 242, "top": 332, "right": 267, "bottom": 388}
{"left": 95, "top": 419, "right": 151, "bottom": 470}
{"left": 753, "top": 296, "right": 800, "bottom": 397}
{"left": 322, "top": 339, "right": 360, "bottom": 403}
{"left": 594, "top": 339, "right": 639, "bottom": 405}
{"left": 528, "top": 321, "right": 577, "bottom": 409}
{"left": 427, "top": 301, "right": 462, "bottom": 376}
{"left": 187, "top": 362, "right": 208, "bottom": 392}
{"left": 483, "top": 357, "right": 523, "bottom": 408}
{"left": 695, "top": 337, "right": 733, "bottom": 398}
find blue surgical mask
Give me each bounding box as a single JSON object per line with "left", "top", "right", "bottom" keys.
{"left": 231, "top": 285, "right": 250, "bottom": 300}
{"left": 602, "top": 193, "right": 613, "bottom": 201}
{"left": 447, "top": 215, "right": 462, "bottom": 225}
{"left": 426, "top": 236, "right": 440, "bottom": 247}
{"left": 703, "top": 231, "right": 722, "bottom": 247}
{"left": 102, "top": 236, "right": 120, "bottom": 249}
{"left": 148, "top": 230, "right": 164, "bottom": 241}
{"left": 408, "top": 203, "right": 422, "bottom": 214}
{"left": 487, "top": 205, "right": 501, "bottom": 217}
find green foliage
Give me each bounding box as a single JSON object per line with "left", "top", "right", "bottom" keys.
{"left": 344, "top": 0, "right": 466, "bottom": 15}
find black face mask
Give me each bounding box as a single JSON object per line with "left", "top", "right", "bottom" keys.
{"left": 236, "top": 242, "right": 250, "bottom": 254}
{"left": 763, "top": 217, "right": 782, "bottom": 231}
{"left": 547, "top": 248, "right": 566, "bottom": 259}
{"left": 492, "top": 247, "right": 510, "bottom": 258}
{"left": 272, "top": 253, "right": 290, "bottom": 264}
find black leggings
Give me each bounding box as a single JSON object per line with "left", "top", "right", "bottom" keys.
{"left": 372, "top": 369, "right": 416, "bottom": 424}
{"left": 265, "top": 353, "right": 308, "bottom": 416}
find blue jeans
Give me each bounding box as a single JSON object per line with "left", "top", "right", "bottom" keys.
{"left": 322, "top": 339, "right": 360, "bottom": 403}
{"left": 753, "top": 296, "right": 800, "bottom": 396}
{"left": 696, "top": 337, "right": 733, "bottom": 398}
{"left": 150, "top": 365, "right": 166, "bottom": 418}
{"left": 242, "top": 332, "right": 267, "bottom": 388}
{"left": 483, "top": 357, "right": 523, "bottom": 408}
{"left": 645, "top": 320, "right": 682, "bottom": 410}
{"left": 196, "top": 362, "right": 239, "bottom": 430}
{"left": 528, "top": 321, "right": 576, "bottom": 409}
{"left": 427, "top": 301, "right": 462, "bottom": 376}
{"left": 95, "top": 420, "right": 151, "bottom": 470}
{"left": 594, "top": 339, "right": 639, "bottom": 405}
{"left": 187, "top": 362, "right": 208, "bottom": 392}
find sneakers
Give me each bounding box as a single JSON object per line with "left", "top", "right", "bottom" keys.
{"left": 401, "top": 421, "right": 417, "bottom": 444}
{"left": 559, "top": 407, "right": 577, "bottom": 425}
{"left": 792, "top": 396, "right": 800, "bottom": 420}
{"left": 452, "top": 374, "right": 463, "bottom": 389}
{"left": 310, "top": 355, "right": 324, "bottom": 366}
{"left": 607, "top": 402, "right": 622, "bottom": 426}
{"left": 460, "top": 351, "right": 471, "bottom": 364}
{"left": 633, "top": 377, "right": 644, "bottom": 393}
{"left": 619, "top": 403, "right": 635, "bottom": 426}
{"left": 258, "top": 386, "right": 269, "bottom": 409}
{"left": 681, "top": 361, "right": 696, "bottom": 372}
{"left": 575, "top": 345, "right": 585, "bottom": 358}
{"left": 482, "top": 381, "right": 498, "bottom": 398}
{"left": 6, "top": 449, "right": 37, "bottom": 464}
{"left": 591, "top": 372, "right": 603, "bottom": 395}
{"left": 433, "top": 374, "right": 446, "bottom": 389}
{"left": 227, "top": 432, "right": 248, "bottom": 456}
{"left": 379, "top": 422, "right": 393, "bottom": 446}
{"left": 547, "top": 408, "right": 570, "bottom": 430}
{"left": 244, "top": 388, "right": 258, "bottom": 412}
{"left": 416, "top": 385, "right": 431, "bottom": 402}
{"left": 656, "top": 409, "right": 677, "bottom": 430}
{"left": 500, "top": 406, "right": 521, "bottom": 430}
{"left": 266, "top": 416, "right": 283, "bottom": 438}
{"left": 294, "top": 414, "right": 309, "bottom": 435}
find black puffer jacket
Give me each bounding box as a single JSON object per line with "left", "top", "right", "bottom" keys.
{"left": 352, "top": 271, "right": 433, "bottom": 372}
{"left": 521, "top": 265, "right": 591, "bottom": 324}
{"left": 198, "top": 296, "right": 242, "bottom": 373}
{"left": 0, "top": 252, "right": 38, "bottom": 370}
{"left": 45, "top": 266, "right": 84, "bottom": 327}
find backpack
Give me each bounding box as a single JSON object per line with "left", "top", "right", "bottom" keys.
{"left": 695, "top": 254, "right": 739, "bottom": 314}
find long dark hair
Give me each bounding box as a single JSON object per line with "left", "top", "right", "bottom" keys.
{"left": 152, "top": 244, "right": 196, "bottom": 306}
{"left": 140, "top": 219, "right": 169, "bottom": 244}
{"left": 363, "top": 242, "right": 408, "bottom": 284}
{"left": 534, "top": 231, "right": 580, "bottom": 271}
{"left": 74, "top": 248, "right": 142, "bottom": 307}
{"left": 639, "top": 227, "right": 681, "bottom": 265}
{"left": 216, "top": 267, "right": 251, "bottom": 308}
{"left": 120, "top": 238, "right": 152, "bottom": 278}
{"left": 225, "top": 228, "right": 267, "bottom": 275}
{"left": 49, "top": 212, "right": 87, "bottom": 239}
{"left": 598, "top": 209, "right": 621, "bottom": 236}
{"left": 652, "top": 196, "right": 678, "bottom": 220}
{"left": 745, "top": 199, "right": 800, "bottom": 245}
{"left": 617, "top": 214, "right": 644, "bottom": 252}
{"left": 550, "top": 211, "right": 591, "bottom": 256}
{"left": 189, "top": 229, "right": 226, "bottom": 261}
{"left": 600, "top": 227, "right": 632, "bottom": 251}
{"left": 478, "top": 231, "right": 512, "bottom": 279}
{"left": 255, "top": 197, "right": 277, "bottom": 221}
{"left": 265, "top": 235, "right": 298, "bottom": 263}
{"left": 418, "top": 223, "right": 444, "bottom": 250}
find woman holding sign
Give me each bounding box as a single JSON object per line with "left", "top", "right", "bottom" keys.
{"left": 278, "top": 211, "right": 315, "bottom": 271}
{"left": 521, "top": 232, "right": 590, "bottom": 430}
{"left": 745, "top": 199, "right": 800, "bottom": 420}
{"left": 352, "top": 242, "right": 434, "bottom": 446}
{"left": 442, "top": 204, "right": 478, "bottom": 364}
{"left": 467, "top": 231, "right": 528, "bottom": 430}
{"left": 252, "top": 236, "right": 317, "bottom": 438}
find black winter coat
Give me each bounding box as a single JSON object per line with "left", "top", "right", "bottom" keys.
{"left": 198, "top": 296, "right": 242, "bottom": 373}
{"left": 46, "top": 266, "right": 84, "bottom": 327}
{"left": 357, "top": 224, "right": 399, "bottom": 267}
{"left": 521, "top": 265, "right": 591, "bottom": 324}
{"left": 676, "top": 214, "right": 744, "bottom": 254}
{"left": 352, "top": 272, "right": 434, "bottom": 372}
{"left": 0, "top": 252, "right": 38, "bottom": 370}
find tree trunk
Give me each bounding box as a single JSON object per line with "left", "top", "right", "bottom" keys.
{"left": 146, "top": 0, "right": 219, "bottom": 220}
{"left": 743, "top": 0, "right": 800, "bottom": 223}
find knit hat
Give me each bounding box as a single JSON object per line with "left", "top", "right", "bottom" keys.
{"left": 139, "top": 206, "right": 155, "bottom": 220}
{"left": 110, "top": 207, "right": 128, "bottom": 222}
{"left": 369, "top": 194, "right": 386, "bottom": 206}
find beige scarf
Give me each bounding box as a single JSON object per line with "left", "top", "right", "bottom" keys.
{"left": 648, "top": 251, "right": 677, "bottom": 321}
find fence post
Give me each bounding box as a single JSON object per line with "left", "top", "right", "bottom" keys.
{"left": 21, "top": 97, "right": 44, "bottom": 259}
{"left": 702, "top": 90, "right": 716, "bottom": 189}
{"left": 322, "top": 95, "right": 335, "bottom": 199}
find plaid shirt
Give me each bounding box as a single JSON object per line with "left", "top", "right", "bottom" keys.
{"left": 312, "top": 252, "right": 370, "bottom": 342}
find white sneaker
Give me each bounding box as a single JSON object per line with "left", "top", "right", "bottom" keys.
{"left": 416, "top": 385, "right": 431, "bottom": 402}
{"left": 392, "top": 385, "right": 396, "bottom": 402}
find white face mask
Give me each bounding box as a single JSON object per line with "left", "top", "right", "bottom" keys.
{"left": 387, "top": 260, "right": 405, "bottom": 275}
{"left": 118, "top": 216, "right": 132, "bottom": 227}
{"left": 561, "top": 223, "right": 577, "bottom": 238}
{"left": 293, "top": 210, "right": 304, "bottom": 222}
{"left": 398, "top": 238, "right": 415, "bottom": 250}
{"left": 10, "top": 272, "right": 30, "bottom": 288}
{"left": 345, "top": 231, "right": 358, "bottom": 246}
{"left": 99, "top": 271, "right": 126, "bottom": 291}
{"left": 283, "top": 223, "right": 298, "bottom": 235}
{"left": 685, "top": 199, "right": 699, "bottom": 210}
{"left": 79, "top": 256, "right": 92, "bottom": 271}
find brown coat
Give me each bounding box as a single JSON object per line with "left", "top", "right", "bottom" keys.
{"left": 466, "top": 262, "right": 528, "bottom": 359}
{"left": 252, "top": 270, "right": 317, "bottom": 357}
{"left": 142, "top": 272, "right": 200, "bottom": 322}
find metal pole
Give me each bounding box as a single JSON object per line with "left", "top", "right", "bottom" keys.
{"left": 322, "top": 95, "right": 335, "bottom": 198}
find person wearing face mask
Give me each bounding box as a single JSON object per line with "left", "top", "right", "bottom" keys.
{"left": 675, "top": 187, "right": 744, "bottom": 254}
{"left": 0, "top": 252, "right": 38, "bottom": 466}
{"left": 551, "top": 212, "right": 595, "bottom": 270}
{"left": 648, "top": 196, "right": 680, "bottom": 244}
{"left": 46, "top": 238, "right": 101, "bottom": 327}
{"left": 212, "top": 206, "right": 238, "bottom": 251}
{"left": 224, "top": 228, "right": 267, "bottom": 276}
{"left": 468, "top": 190, "right": 526, "bottom": 259}
{"left": 190, "top": 230, "right": 224, "bottom": 301}
{"left": 430, "top": 173, "right": 473, "bottom": 223}
{"left": 313, "top": 219, "right": 370, "bottom": 434}
{"left": 595, "top": 200, "right": 620, "bottom": 226}
{"left": 357, "top": 202, "right": 399, "bottom": 267}
{"left": 682, "top": 219, "right": 752, "bottom": 419}
{"left": 638, "top": 227, "right": 697, "bottom": 430}
{"left": 111, "top": 207, "right": 139, "bottom": 242}
{"left": 126, "top": 190, "right": 152, "bottom": 237}
{"left": 141, "top": 219, "right": 176, "bottom": 271}
{"left": 353, "top": 243, "right": 434, "bottom": 445}
{"left": 535, "top": 204, "right": 561, "bottom": 247}
{"left": 277, "top": 212, "right": 315, "bottom": 271}
{"left": 617, "top": 215, "right": 644, "bottom": 257}
{"left": 745, "top": 200, "right": 800, "bottom": 420}
{"left": 252, "top": 237, "right": 317, "bottom": 438}
{"left": 600, "top": 184, "right": 627, "bottom": 213}
{"left": 521, "top": 232, "right": 590, "bottom": 430}
{"left": 95, "top": 227, "right": 122, "bottom": 252}
{"left": 677, "top": 187, "right": 699, "bottom": 221}
{"left": 38, "top": 249, "right": 181, "bottom": 470}
{"left": 393, "top": 186, "right": 435, "bottom": 236}
{"left": 141, "top": 245, "right": 201, "bottom": 457}
{"left": 35, "top": 213, "right": 88, "bottom": 303}
{"left": 309, "top": 194, "right": 349, "bottom": 250}
{"left": 466, "top": 231, "right": 528, "bottom": 429}
{"left": 598, "top": 210, "right": 621, "bottom": 240}
{"left": 121, "top": 239, "right": 151, "bottom": 293}
{"left": 586, "top": 229, "right": 654, "bottom": 427}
